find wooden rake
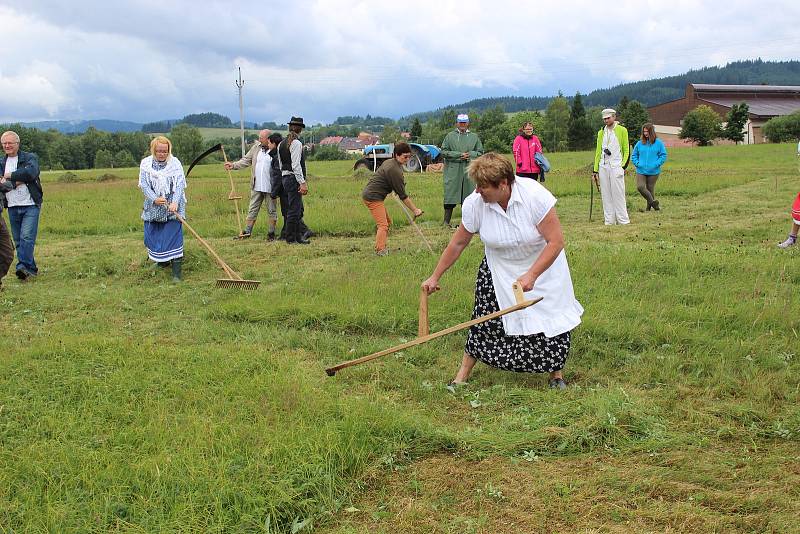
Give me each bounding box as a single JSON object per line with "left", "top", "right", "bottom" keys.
{"left": 175, "top": 214, "right": 260, "bottom": 290}
{"left": 325, "top": 282, "right": 541, "bottom": 376}
{"left": 220, "top": 145, "right": 245, "bottom": 237}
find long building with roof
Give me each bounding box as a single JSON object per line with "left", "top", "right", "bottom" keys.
{"left": 648, "top": 84, "right": 800, "bottom": 145}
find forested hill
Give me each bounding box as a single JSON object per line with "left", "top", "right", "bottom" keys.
{"left": 407, "top": 59, "right": 800, "bottom": 120}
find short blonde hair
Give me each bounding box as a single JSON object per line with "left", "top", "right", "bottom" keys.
{"left": 150, "top": 136, "right": 172, "bottom": 157}
{"left": 468, "top": 153, "right": 515, "bottom": 188}
{"left": 1, "top": 131, "right": 20, "bottom": 144}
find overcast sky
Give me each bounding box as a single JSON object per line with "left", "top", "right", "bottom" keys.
{"left": 1, "top": 0, "right": 798, "bottom": 125}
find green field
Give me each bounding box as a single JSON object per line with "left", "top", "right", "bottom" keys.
{"left": 1, "top": 144, "right": 799, "bottom": 532}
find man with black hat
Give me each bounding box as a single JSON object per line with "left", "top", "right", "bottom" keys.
{"left": 277, "top": 117, "right": 311, "bottom": 244}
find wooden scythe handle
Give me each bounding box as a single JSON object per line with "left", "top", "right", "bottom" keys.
{"left": 325, "top": 292, "right": 543, "bottom": 376}
{"left": 392, "top": 194, "right": 434, "bottom": 254}
{"left": 220, "top": 145, "right": 243, "bottom": 235}
{"left": 418, "top": 288, "right": 429, "bottom": 337}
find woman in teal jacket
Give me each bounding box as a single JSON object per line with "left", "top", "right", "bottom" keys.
{"left": 631, "top": 123, "right": 667, "bottom": 211}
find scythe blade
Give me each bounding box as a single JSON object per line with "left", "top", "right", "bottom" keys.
{"left": 185, "top": 143, "right": 223, "bottom": 178}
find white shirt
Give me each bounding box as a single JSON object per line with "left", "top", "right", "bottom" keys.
{"left": 601, "top": 124, "right": 623, "bottom": 167}
{"left": 253, "top": 150, "right": 271, "bottom": 193}
{"left": 461, "top": 178, "right": 583, "bottom": 337}
{"left": 3, "top": 156, "right": 34, "bottom": 207}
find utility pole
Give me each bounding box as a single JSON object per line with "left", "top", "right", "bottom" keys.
{"left": 236, "top": 67, "right": 245, "bottom": 156}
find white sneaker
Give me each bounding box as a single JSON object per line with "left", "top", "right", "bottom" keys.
{"left": 777, "top": 235, "right": 797, "bottom": 249}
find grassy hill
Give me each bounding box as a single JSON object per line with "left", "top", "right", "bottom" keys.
{"left": 1, "top": 144, "right": 799, "bottom": 532}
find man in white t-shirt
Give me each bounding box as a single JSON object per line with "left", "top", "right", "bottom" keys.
{"left": 1, "top": 130, "right": 42, "bottom": 281}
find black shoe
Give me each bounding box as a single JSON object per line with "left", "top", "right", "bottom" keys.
{"left": 302, "top": 230, "right": 313, "bottom": 240}
{"left": 651, "top": 200, "right": 660, "bottom": 211}
{"left": 15, "top": 269, "right": 28, "bottom": 281}
{"left": 548, "top": 378, "right": 567, "bottom": 390}
{"left": 267, "top": 231, "right": 276, "bottom": 241}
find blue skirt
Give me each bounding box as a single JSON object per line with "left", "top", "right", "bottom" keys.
{"left": 144, "top": 220, "right": 184, "bottom": 262}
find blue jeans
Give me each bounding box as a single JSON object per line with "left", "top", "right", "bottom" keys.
{"left": 7, "top": 204, "right": 40, "bottom": 275}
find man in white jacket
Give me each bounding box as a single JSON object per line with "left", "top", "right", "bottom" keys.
{"left": 225, "top": 129, "right": 278, "bottom": 240}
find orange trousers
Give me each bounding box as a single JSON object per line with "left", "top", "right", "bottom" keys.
{"left": 363, "top": 199, "right": 392, "bottom": 252}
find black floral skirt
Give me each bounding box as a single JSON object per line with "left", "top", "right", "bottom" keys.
{"left": 465, "top": 258, "right": 571, "bottom": 373}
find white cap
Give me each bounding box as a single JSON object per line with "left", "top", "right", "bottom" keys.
{"left": 601, "top": 108, "right": 616, "bottom": 119}
{"left": 456, "top": 113, "right": 469, "bottom": 123}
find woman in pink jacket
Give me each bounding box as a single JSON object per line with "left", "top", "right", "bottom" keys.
{"left": 512, "top": 122, "right": 544, "bottom": 182}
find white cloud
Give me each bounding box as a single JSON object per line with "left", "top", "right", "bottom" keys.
{"left": 2, "top": 1, "right": 799, "bottom": 123}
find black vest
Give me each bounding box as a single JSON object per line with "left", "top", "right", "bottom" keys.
{"left": 278, "top": 138, "right": 307, "bottom": 177}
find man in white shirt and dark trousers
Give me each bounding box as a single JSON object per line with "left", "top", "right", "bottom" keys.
{"left": 277, "top": 117, "right": 311, "bottom": 245}
{"left": 592, "top": 109, "right": 630, "bottom": 225}
{"left": 1, "top": 130, "right": 43, "bottom": 281}
{"left": 225, "top": 129, "right": 279, "bottom": 240}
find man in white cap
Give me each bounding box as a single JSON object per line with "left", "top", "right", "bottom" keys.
{"left": 592, "top": 109, "right": 630, "bottom": 225}
{"left": 440, "top": 113, "right": 483, "bottom": 227}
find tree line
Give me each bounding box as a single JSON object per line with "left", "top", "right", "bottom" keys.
{"left": 6, "top": 97, "right": 795, "bottom": 173}
{"left": 142, "top": 112, "right": 285, "bottom": 133}
{"left": 404, "top": 59, "right": 800, "bottom": 121}
{"left": 0, "top": 122, "right": 258, "bottom": 171}
{"left": 388, "top": 93, "right": 650, "bottom": 153}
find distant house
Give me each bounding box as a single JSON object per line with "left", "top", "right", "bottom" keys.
{"left": 319, "top": 136, "right": 343, "bottom": 146}
{"left": 339, "top": 137, "right": 370, "bottom": 155}
{"left": 648, "top": 84, "right": 800, "bottom": 145}
{"left": 356, "top": 132, "right": 380, "bottom": 145}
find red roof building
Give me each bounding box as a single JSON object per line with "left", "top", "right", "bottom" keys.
{"left": 319, "top": 136, "right": 344, "bottom": 146}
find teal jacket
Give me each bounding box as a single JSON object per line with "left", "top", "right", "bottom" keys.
{"left": 631, "top": 139, "right": 667, "bottom": 176}
{"left": 593, "top": 124, "right": 629, "bottom": 172}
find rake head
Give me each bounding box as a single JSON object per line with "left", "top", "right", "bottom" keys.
{"left": 216, "top": 278, "right": 260, "bottom": 290}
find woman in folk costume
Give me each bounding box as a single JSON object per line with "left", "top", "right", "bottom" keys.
{"left": 138, "top": 136, "right": 187, "bottom": 281}
{"left": 422, "top": 153, "right": 583, "bottom": 390}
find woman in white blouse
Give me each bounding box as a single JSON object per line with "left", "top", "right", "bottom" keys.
{"left": 422, "top": 153, "right": 583, "bottom": 389}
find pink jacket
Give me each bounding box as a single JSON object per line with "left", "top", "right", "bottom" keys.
{"left": 512, "top": 134, "right": 542, "bottom": 174}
